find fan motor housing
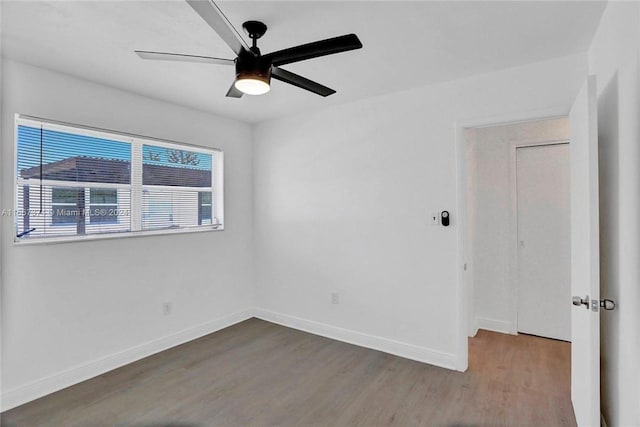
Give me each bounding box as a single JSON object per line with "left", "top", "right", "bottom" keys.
{"left": 235, "top": 49, "right": 272, "bottom": 83}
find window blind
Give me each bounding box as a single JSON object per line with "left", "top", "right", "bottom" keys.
{"left": 15, "top": 116, "right": 223, "bottom": 242}
{"left": 141, "top": 143, "right": 214, "bottom": 230}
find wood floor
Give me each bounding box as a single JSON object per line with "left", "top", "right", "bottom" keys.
{"left": 2, "top": 319, "right": 575, "bottom": 427}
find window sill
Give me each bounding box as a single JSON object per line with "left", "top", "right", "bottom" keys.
{"left": 13, "top": 225, "right": 224, "bottom": 246}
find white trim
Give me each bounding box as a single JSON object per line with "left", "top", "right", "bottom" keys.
{"left": 454, "top": 120, "right": 470, "bottom": 371}
{"left": 454, "top": 105, "right": 571, "bottom": 372}
{"left": 476, "top": 317, "right": 517, "bottom": 335}
{"left": 254, "top": 308, "right": 459, "bottom": 371}
{"left": 0, "top": 309, "right": 253, "bottom": 412}
{"left": 469, "top": 318, "right": 480, "bottom": 338}
{"left": 456, "top": 106, "right": 570, "bottom": 130}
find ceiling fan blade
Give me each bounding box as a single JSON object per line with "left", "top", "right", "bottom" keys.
{"left": 271, "top": 67, "right": 336, "bottom": 97}
{"left": 263, "top": 34, "right": 362, "bottom": 67}
{"left": 186, "top": 0, "right": 249, "bottom": 56}
{"left": 226, "top": 82, "right": 244, "bottom": 98}
{"left": 135, "top": 50, "right": 234, "bottom": 65}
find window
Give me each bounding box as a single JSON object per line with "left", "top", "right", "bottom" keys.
{"left": 199, "top": 192, "right": 213, "bottom": 225}
{"left": 141, "top": 143, "right": 214, "bottom": 231}
{"left": 89, "top": 189, "right": 118, "bottom": 224}
{"left": 51, "top": 188, "right": 81, "bottom": 225}
{"left": 15, "top": 116, "right": 223, "bottom": 242}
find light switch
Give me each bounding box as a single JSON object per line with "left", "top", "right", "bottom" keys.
{"left": 430, "top": 212, "right": 439, "bottom": 225}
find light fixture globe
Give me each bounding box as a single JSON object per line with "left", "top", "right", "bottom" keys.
{"left": 233, "top": 45, "right": 272, "bottom": 96}
{"left": 234, "top": 72, "right": 270, "bottom": 95}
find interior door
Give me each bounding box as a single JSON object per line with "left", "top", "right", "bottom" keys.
{"left": 516, "top": 144, "right": 571, "bottom": 341}
{"left": 569, "top": 75, "right": 600, "bottom": 426}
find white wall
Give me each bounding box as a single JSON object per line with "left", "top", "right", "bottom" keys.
{"left": 0, "top": 0, "right": 4, "bottom": 413}
{"left": 253, "top": 53, "right": 587, "bottom": 369}
{"left": 588, "top": 2, "right": 640, "bottom": 426}
{"left": 466, "top": 118, "right": 569, "bottom": 335}
{"left": 0, "top": 60, "right": 254, "bottom": 410}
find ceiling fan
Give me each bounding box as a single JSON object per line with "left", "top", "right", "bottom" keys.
{"left": 135, "top": 0, "right": 363, "bottom": 98}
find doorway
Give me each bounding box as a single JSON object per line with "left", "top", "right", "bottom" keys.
{"left": 456, "top": 78, "right": 601, "bottom": 424}
{"left": 463, "top": 117, "right": 571, "bottom": 340}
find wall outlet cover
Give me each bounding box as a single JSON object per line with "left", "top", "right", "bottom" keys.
{"left": 430, "top": 212, "right": 439, "bottom": 225}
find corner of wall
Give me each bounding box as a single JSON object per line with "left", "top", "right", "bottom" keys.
{"left": 1, "top": 309, "right": 254, "bottom": 412}
{"left": 253, "top": 308, "right": 459, "bottom": 371}
{"left": 249, "top": 123, "right": 260, "bottom": 309}
{"left": 0, "top": 0, "right": 4, "bottom": 414}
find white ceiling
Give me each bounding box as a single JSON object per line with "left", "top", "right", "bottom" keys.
{"left": 1, "top": 1, "right": 606, "bottom": 123}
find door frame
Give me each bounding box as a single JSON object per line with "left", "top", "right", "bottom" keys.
{"left": 454, "top": 105, "right": 570, "bottom": 371}
{"left": 509, "top": 139, "right": 570, "bottom": 337}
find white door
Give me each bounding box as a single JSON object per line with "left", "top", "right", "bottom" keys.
{"left": 569, "top": 75, "right": 600, "bottom": 426}
{"left": 516, "top": 144, "right": 571, "bottom": 341}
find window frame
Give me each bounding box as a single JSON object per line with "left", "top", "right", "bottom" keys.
{"left": 14, "top": 114, "right": 224, "bottom": 245}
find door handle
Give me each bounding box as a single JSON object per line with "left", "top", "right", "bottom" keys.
{"left": 572, "top": 295, "right": 589, "bottom": 309}
{"left": 600, "top": 299, "right": 616, "bottom": 311}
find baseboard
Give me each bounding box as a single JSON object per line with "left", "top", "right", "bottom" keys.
{"left": 254, "top": 308, "right": 458, "bottom": 371}
{"left": 1, "top": 308, "right": 253, "bottom": 412}
{"left": 476, "top": 317, "right": 515, "bottom": 335}
{"left": 469, "top": 319, "right": 479, "bottom": 337}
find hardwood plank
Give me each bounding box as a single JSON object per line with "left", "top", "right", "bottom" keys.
{"left": 1, "top": 321, "right": 575, "bottom": 427}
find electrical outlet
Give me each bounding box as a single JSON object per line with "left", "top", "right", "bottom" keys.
{"left": 331, "top": 292, "right": 339, "bottom": 304}
{"left": 163, "top": 302, "right": 172, "bottom": 315}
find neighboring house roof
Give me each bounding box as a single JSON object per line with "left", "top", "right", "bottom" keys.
{"left": 21, "top": 156, "right": 130, "bottom": 184}
{"left": 143, "top": 163, "right": 211, "bottom": 187}
{"left": 20, "top": 156, "right": 211, "bottom": 187}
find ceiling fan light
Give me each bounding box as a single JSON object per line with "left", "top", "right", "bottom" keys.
{"left": 234, "top": 73, "right": 270, "bottom": 95}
